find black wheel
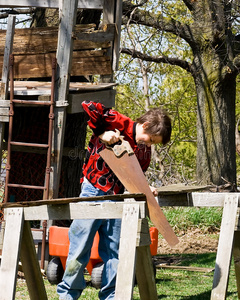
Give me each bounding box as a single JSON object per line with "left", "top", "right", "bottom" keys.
{"left": 46, "top": 257, "right": 64, "bottom": 285}
{"left": 91, "top": 262, "right": 104, "bottom": 289}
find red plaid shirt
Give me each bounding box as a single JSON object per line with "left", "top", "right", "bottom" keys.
{"left": 81, "top": 101, "right": 151, "bottom": 194}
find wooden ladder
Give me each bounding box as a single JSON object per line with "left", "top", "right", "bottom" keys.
{"left": 0, "top": 195, "right": 158, "bottom": 300}
{"left": 4, "top": 54, "right": 56, "bottom": 203}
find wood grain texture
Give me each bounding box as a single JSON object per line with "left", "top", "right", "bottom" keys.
{"left": 100, "top": 148, "right": 179, "bottom": 248}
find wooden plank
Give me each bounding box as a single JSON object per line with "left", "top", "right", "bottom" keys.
{"left": 0, "top": 208, "right": 24, "bottom": 300}
{"left": 19, "top": 201, "right": 146, "bottom": 221}
{"left": 0, "top": 0, "right": 104, "bottom": 9}
{"left": 211, "top": 194, "right": 239, "bottom": 300}
{"left": 158, "top": 192, "right": 228, "bottom": 207}
{"left": 20, "top": 221, "right": 48, "bottom": 300}
{"left": 0, "top": 193, "right": 146, "bottom": 208}
{"left": 136, "top": 246, "right": 158, "bottom": 300}
{"left": 0, "top": 25, "right": 113, "bottom": 55}
{"left": 68, "top": 89, "right": 116, "bottom": 113}
{"left": 100, "top": 148, "right": 179, "bottom": 248}
{"left": 156, "top": 264, "right": 214, "bottom": 273}
{"left": 115, "top": 203, "right": 140, "bottom": 299}
{"left": 0, "top": 51, "right": 112, "bottom": 78}
{"left": 232, "top": 230, "right": 240, "bottom": 298}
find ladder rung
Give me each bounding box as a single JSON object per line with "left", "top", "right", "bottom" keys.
{"left": 7, "top": 183, "right": 45, "bottom": 190}
{"left": 10, "top": 141, "right": 49, "bottom": 148}
{"left": 12, "top": 99, "right": 52, "bottom": 106}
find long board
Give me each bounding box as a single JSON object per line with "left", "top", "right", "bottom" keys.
{"left": 100, "top": 147, "right": 179, "bottom": 248}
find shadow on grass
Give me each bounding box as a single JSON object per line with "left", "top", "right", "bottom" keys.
{"left": 157, "top": 290, "right": 238, "bottom": 299}
{"left": 157, "top": 290, "right": 211, "bottom": 299}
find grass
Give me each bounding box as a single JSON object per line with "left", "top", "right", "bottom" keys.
{"left": 162, "top": 207, "right": 223, "bottom": 233}
{"left": 16, "top": 253, "right": 239, "bottom": 300}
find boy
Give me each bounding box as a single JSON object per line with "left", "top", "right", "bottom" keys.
{"left": 57, "top": 100, "right": 171, "bottom": 300}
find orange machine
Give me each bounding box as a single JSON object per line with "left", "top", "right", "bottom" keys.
{"left": 48, "top": 225, "right": 158, "bottom": 275}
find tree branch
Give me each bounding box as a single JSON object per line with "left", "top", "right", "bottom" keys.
{"left": 0, "top": 8, "right": 35, "bottom": 20}
{"left": 121, "top": 47, "right": 192, "bottom": 73}
{"left": 182, "top": 0, "right": 194, "bottom": 12}
{"left": 122, "top": 0, "right": 195, "bottom": 47}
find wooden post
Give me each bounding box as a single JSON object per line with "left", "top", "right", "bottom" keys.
{"left": 233, "top": 230, "right": 240, "bottom": 298}
{"left": 135, "top": 218, "right": 158, "bottom": 300}
{"left": 20, "top": 221, "right": 48, "bottom": 300}
{"left": 0, "top": 208, "right": 24, "bottom": 300}
{"left": 211, "top": 194, "right": 239, "bottom": 300}
{"left": 50, "top": 0, "right": 78, "bottom": 199}
{"left": 115, "top": 203, "right": 140, "bottom": 299}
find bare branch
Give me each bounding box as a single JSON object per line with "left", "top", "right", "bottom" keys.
{"left": 122, "top": 0, "right": 195, "bottom": 47}
{"left": 121, "top": 47, "right": 192, "bottom": 73}
{"left": 0, "top": 8, "right": 35, "bottom": 20}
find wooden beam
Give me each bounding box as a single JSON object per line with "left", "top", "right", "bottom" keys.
{"left": 16, "top": 201, "right": 146, "bottom": 221}
{"left": 112, "top": 0, "right": 122, "bottom": 71}
{"left": 136, "top": 246, "right": 158, "bottom": 300}
{"left": 0, "top": 0, "right": 104, "bottom": 9}
{"left": 50, "top": 0, "right": 77, "bottom": 199}
{"left": 0, "top": 193, "right": 146, "bottom": 208}
{"left": 20, "top": 221, "right": 48, "bottom": 300}
{"left": 0, "top": 208, "right": 24, "bottom": 300}
{"left": 158, "top": 192, "right": 234, "bottom": 207}
{"left": 211, "top": 194, "right": 239, "bottom": 300}
{"left": 115, "top": 203, "right": 139, "bottom": 299}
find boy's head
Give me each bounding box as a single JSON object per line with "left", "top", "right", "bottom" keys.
{"left": 136, "top": 108, "right": 172, "bottom": 146}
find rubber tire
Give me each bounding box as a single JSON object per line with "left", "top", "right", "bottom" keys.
{"left": 91, "top": 262, "right": 104, "bottom": 289}
{"left": 46, "top": 257, "right": 64, "bottom": 285}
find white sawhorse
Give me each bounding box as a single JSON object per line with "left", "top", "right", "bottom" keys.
{"left": 0, "top": 196, "right": 157, "bottom": 300}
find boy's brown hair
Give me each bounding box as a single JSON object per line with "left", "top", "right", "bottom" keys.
{"left": 136, "top": 108, "right": 172, "bottom": 145}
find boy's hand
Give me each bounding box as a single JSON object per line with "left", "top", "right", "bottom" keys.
{"left": 99, "top": 130, "right": 120, "bottom": 145}
{"left": 150, "top": 186, "right": 158, "bottom": 196}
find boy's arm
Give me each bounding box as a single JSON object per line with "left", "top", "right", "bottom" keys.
{"left": 82, "top": 101, "right": 127, "bottom": 136}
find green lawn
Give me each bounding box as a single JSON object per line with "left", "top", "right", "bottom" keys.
{"left": 16, "top": 253, "right": 238, "bottom": 300}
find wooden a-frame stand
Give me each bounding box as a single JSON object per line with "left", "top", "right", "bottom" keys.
{"left": 0, "top": 194, "right": 158, "bottom": 300}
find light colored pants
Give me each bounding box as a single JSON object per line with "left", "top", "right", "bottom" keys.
{"left": 57, "top": 180, "right": 121, "bottom": 300}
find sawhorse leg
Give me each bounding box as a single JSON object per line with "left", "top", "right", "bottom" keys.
{"left": 0, "top": 207, "right": 47, "bottom": 300}
{"left": 233, "top": 230, "right": 240, "bottom": 299}
{"left": 115, "top": 203, "right": 158, "bottom": 300}
{"left": 211, "top": 194, "right": 239, "bottom": 300}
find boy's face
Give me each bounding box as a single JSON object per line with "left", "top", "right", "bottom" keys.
{"left": 136, "top": 122, "right": 163, "bottom": 147}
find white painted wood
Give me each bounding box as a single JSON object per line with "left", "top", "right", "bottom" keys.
{"left": 0, "top": 208, "right": 24, "bottom": 300}
{"left": 211, "top": 194, "right": 239, "bottom": 300}
{"left": 115, "top": 203, "right": 140, "bottom": 300}
{"left": 22, "top": 201, "right": 146, "bottom": 221}
{"left": 20, "top": 221, "right": 48, "bottom": 300}
{"left": 0, "top": 0, "right": 103, "bottom": 9}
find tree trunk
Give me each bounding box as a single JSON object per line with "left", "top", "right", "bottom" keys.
{"left": 194, "top": 52, "right": 236, "bottom": 185}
